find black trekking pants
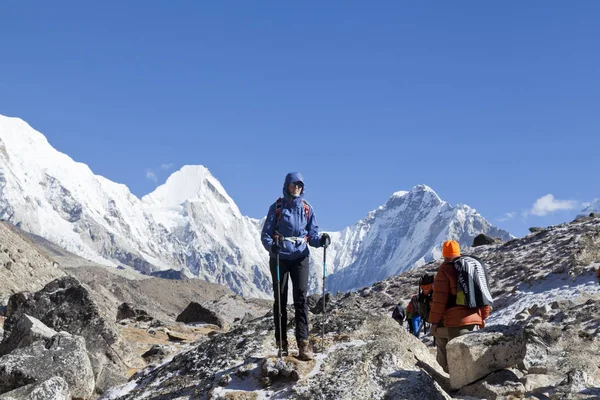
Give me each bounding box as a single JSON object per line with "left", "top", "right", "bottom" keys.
{"left": 269, "top": 255, "right": 309, "bottom": 343}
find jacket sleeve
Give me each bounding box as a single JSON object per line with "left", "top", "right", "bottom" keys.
{"left": 428, "top": 264, "right": 450, "bottom": 325}
{"left": 261, "top": 203, "right": 277, "bottom": 252}
{"left": 306, "top": 205, "right": 321, "bottom": 248}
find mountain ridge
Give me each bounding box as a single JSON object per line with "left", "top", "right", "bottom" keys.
{"left": 0, "top": 114, "right": 511, "bottom": 297}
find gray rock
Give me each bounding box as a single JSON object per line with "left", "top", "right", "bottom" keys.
{"left": 447, "top": 324, "right": 526, "bottom": 389}
{"left": 0, "top": 376, "right": 71, "bottom": 400}
{"left": 175, "top": 301, "right": 226, "bottom": 328}
{"left": 0, "top": 332, "right": 94, "bottom": 399}
{"left": 457, "top": 369, "right": 526, "bottom": 399}
{"left": 2, "top": 276, "right": 142, "bottom": 395}
{"left": 310, "top": 293, "right": 334, "bottom": 314}
{"left": 141, "top": 344, "right": 170, "bottom": 364}
{"left": 521, "top": 373, "right": 563, "bottom": 392}
{"left": 472, "top": 233, "right": 500, "bottom": 247}
{"left": 115, "top": 302, "right": 137, "bottom": 321}
{"left": 165, "top": 330, "right": 187, "bottom": 342}
{"left": 0, "top": 314, "right": 57, "bottom": 356}
{"left": 116, "top": 302, "right": 152, "bottom": 322}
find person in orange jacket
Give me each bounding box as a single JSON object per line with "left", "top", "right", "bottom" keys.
{"left": 428, "top": 240, "right": 491, "bottom": 372}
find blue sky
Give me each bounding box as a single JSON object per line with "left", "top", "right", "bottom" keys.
{"left": 1, "top": 1, "right": 598, "bottom": 237}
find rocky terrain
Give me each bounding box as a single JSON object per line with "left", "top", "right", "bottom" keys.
{"left": 0, "top": 222, "right": 66, "bottom": 305}
{"left": 0, "top": 219, "right": 271, "bottom": 399}
{"left": 1, "top": 197, "right": 600, "bottom": 398}
{"left": 100, "top": 214, "right": 600, "bottom": 400}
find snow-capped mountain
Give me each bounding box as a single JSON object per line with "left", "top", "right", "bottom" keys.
{"left": 0, "top": 115, "right": 271, "bottom": 298}
{"left": 0, "top": 114, "right": 511, "bottom": 298}
{"left": 312, "top": 186, "right": 512, "bottom": 293}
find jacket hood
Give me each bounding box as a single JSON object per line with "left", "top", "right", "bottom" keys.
{"left": 283, "top": 172, "right": 305, "bottom": 198}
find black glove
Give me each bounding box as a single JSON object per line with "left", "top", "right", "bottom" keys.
{"left": 271, "top": 241, "right": 281, "bottom": 255}
{"left": 320, "top": 233, "right": 331, "bottom": 248}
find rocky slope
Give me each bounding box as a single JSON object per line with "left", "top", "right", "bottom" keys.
{"left": 0, "top": 213, "right": 272, "bottom": 399}
{"left": 0, "top": 222, "right": 66, "bottom": 305}
{"left": 102, "top": 214, "right": 600, "bottom": 400}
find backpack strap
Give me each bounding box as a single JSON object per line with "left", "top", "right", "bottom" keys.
{"left": 275, "top": 197, "right": 283, "bottom": 228}
{"left": 301, "top": 199, "right": 311, "bottom": 221}
{"left": 274, "top": 197, "right": 310, "bottom": 229}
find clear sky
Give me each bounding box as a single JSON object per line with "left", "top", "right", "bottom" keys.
{"left": 1, "top": 1, "right": 598, "bottom": 238}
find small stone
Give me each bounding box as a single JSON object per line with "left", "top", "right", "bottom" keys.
{"left": 218, "top": 374, "right": 231, "bottom": 387}
{"left": 528, "top": 366, "right": 548, "bottom": 374}
{"left": 260, "top": 377, "right": 272, "bottom": 387}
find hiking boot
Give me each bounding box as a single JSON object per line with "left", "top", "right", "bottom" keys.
{"left": 277, "top": 340, "right": 288, "bottom": 357}
{"left": 297, "top": 340, "right": 314, "bottom": 361}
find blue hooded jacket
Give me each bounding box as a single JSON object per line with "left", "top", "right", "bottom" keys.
{"left": 261, "top": 172, "right": 321, "bottom": 260}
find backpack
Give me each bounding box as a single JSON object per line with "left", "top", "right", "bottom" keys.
{"left": 418, "top": 273, "right": 434, "bottom": 322}
{"left": 406, "top": 295, "right": 419, "bottom": 317}
{"left": 452, "top": 256, "right": 493, "bottom": 308}
{"left": 392, "top": 304, "right": 405, "bottom": 324}
{"left": 275, "top": 197, "right": 310, "bottom": 227}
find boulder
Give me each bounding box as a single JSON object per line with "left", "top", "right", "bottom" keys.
{"left": 0, "top": 376, "right": 70, "bottom": 400}
{"left": 116, "top": 302, "right": 152, "bottom": 322}
{"left": 447, "top": 324, "right": 526, "bottom": 389}
{"left": 176, "top": 302, "right": 226, "bottom": 328}
{"left": 457, "top": 369, "right": 526, "bottom": 399}
{"left": 0, "top": 314, "right": 57, "bottom": 356}
{"left": 141, "top": 344, "right": 170, "bottom": 364}
{"left": 310, "top": 293, "right": 334, "bottom": 314}
{"left": 472, "top": 233, "right": 500, "bottom": 247}
{"left": 1, "top": 276, "right": 142, "bottom": 394}
{"left": 521, "top": 373, "right": 563, "bottom": 393}
{"left": 0, "top": 332, "right": 94, "bottom": 399}
{"left": 307, "top": 293, "right": 320, "bottom": 311}
{"left": 115, "top": 302, "right": 137, "bottom": 320}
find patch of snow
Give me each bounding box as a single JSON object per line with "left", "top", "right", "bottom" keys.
{"left": 488, "top": 271, "right": 600, "bottom": 326}
{"left": 100, "top": 380, "right": 139, "bottom": 399}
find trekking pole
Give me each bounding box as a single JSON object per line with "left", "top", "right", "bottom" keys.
{"left": 275, "top": 236, "right": 283, "bottom": 359}
{"left": 321, "top": 243, "right": 327, "bottom": 353}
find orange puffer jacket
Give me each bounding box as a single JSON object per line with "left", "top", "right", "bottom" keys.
{"left": 428, "top": 261, "right": 490, "bottom": 328}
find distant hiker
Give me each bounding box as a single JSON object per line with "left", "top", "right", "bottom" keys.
{"left": 404, "top": 274, "right": 434, "bottom": 338}
{"left": 261, "top": 172, "right": 330, "bottom": 361}
{"left": 428, "top": 240, "right": 491, "bottom": 372}
{"left": 417, "top": 273, "right": 434, "bottom": 335}
{"left": 392, "top": 301, "right": 406, "bottom": 326}
{"left": 406, "top": 294, "right": 422, "bottom": 337}
{"left": 597, "top": 266, "right": 600, "bottom": 284}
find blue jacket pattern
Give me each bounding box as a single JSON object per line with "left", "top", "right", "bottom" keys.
{"left": 261, "top": 172, "right": 322, "bottom": 259}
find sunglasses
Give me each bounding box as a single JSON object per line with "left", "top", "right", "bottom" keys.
{"left": 290, "top": 182, "right": 304, "bottom": 188}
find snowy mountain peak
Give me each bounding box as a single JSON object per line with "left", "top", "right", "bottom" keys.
{"left": 409, "top": 184, "right": 441, "bottom": 199}
{"left": 0, "top": 115, "right": 48, "bottom": 147}
{"left": 142, "top": 165, "right": 236, "bottom": 209}
{"left": 384, "top": 184, "right": 443, "bottom": 210}
{"left": 391, "top": 190, "right": 409, "bottom": 198}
